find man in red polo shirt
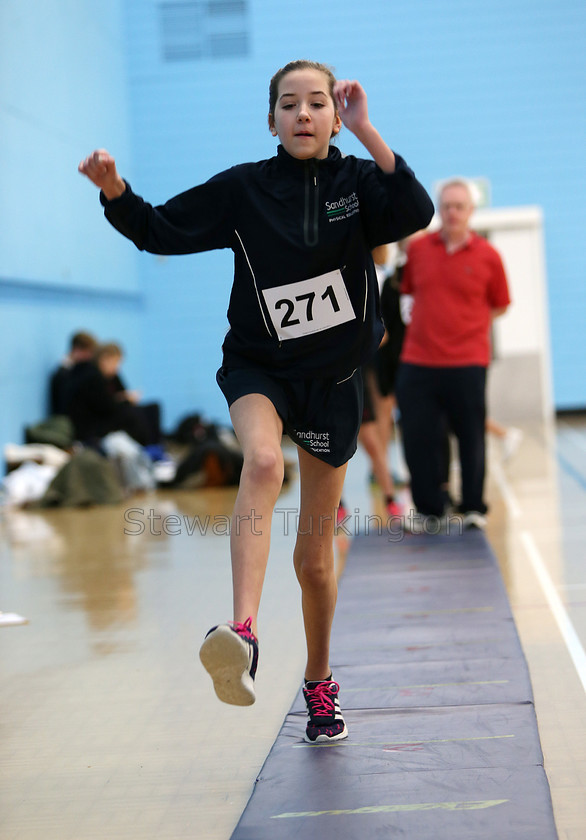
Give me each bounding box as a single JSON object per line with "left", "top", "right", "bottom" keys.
{"left": 396, "top": 179, "right": 511, "bottom": 529}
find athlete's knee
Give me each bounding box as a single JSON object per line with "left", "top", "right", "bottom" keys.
{"left": 243, "top": 444, "right": 284, "bottom": 487}
{"left": 294, "top": 544, "right": 334, "bottom": 589}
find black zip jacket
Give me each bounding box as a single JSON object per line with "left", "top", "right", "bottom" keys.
{"left": 100, "top": 145, "right": 434, "bottom": 379}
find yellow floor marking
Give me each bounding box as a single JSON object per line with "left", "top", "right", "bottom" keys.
{"left": 272, "top": 799, "right": 509, "bottom": 819}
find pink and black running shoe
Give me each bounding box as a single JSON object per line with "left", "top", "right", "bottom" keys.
{"left": 303, "top": 678, "right": 348, "bottom": 743}
{"left": 199, "top": 617, "right": 258, "bottom": 706}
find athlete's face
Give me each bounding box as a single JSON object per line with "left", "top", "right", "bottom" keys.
{"left": 269, "top": 69, "right": 341, "bottom": 160}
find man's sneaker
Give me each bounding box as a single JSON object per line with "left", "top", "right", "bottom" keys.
{"left": 462, "top": 511, "right": 487, "bottom": 530}
{"left": 199, "top": 617, "right": 258, "bottom": 706}
{"left": 303, "top": 679, "right": 348, "bottom": 743}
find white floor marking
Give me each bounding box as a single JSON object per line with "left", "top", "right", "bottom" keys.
{"left": 490, "top": 457, "right": 522, "bottom": 519}
{"left": 492, "top": 453, "right": 586, "bottom": 694}
{"left": 521, "top": 529, "right": 586, "bottom": 695}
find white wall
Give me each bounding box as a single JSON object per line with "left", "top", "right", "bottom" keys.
{"left": 476, "top": 207, "right": 553, "bottom": 423}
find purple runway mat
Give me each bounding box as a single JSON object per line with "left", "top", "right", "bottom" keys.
{"left": 231, "top": 530, "right": 558, "bottom": 839}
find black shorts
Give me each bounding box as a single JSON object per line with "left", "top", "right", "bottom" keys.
{"left": 216, "top": 365, "right": 363, "bottom": 468}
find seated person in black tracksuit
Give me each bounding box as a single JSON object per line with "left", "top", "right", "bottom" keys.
{"left": 49, "top": 330, "right": 98, "bottom": 416}
{"left": 67, "top": 342, "right": 160, "bottom": 447}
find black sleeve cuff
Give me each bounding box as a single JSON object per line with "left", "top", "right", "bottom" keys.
{"left": 99, "top": 179, "right": 132, "bottom": 206}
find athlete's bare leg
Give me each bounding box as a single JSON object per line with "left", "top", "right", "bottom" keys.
{"left": 229, "top": 394, "right": 284, "bottom": 636}
{"left": 293, "top": 447, "right": 348, "bottom": 681}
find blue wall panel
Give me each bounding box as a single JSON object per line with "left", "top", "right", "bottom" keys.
{"left": 0, "top": 0, "right": 142, "bottom": 448}
{"left": 0, "top": 1, "right": 138, "bottom": 291}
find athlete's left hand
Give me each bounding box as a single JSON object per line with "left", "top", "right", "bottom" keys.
{"left": 333, "top": 80, "right": 370, "bottom": 134}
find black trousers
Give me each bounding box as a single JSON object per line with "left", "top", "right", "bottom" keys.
{"left": 396, "top": 363, "right": 488, "bottom": 516}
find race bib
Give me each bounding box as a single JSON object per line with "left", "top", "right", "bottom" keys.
{"left": 262, "top": 269, "right": 356, "bottom": 341}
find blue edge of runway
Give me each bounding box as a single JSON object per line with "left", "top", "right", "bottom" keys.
{"left": 231, "top": 529, "right": 558, "bottom": 840}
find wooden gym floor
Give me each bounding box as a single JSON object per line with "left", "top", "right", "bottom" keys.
{"left": 1, "top": 415, "right": 585, "bottom": 839}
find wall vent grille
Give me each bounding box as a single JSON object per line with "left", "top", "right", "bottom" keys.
{"left": 159, "top": 1, "right": 250, "bottom": 62}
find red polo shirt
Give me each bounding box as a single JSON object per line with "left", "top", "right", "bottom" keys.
{"left": 400, "top": 231, "right": 511, "bottom": 367}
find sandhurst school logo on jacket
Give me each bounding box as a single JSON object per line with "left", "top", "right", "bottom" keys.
{"left": 325, "top": 192, "right": 360, "bottom": 223}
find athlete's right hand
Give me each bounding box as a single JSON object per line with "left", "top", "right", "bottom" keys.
{"left": 78, "top": 149, "right": 126, "bottom": 200}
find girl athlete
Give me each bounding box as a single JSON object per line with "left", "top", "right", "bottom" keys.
{"left": 79, "top": 59, "right": 434, "bottom": 743}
